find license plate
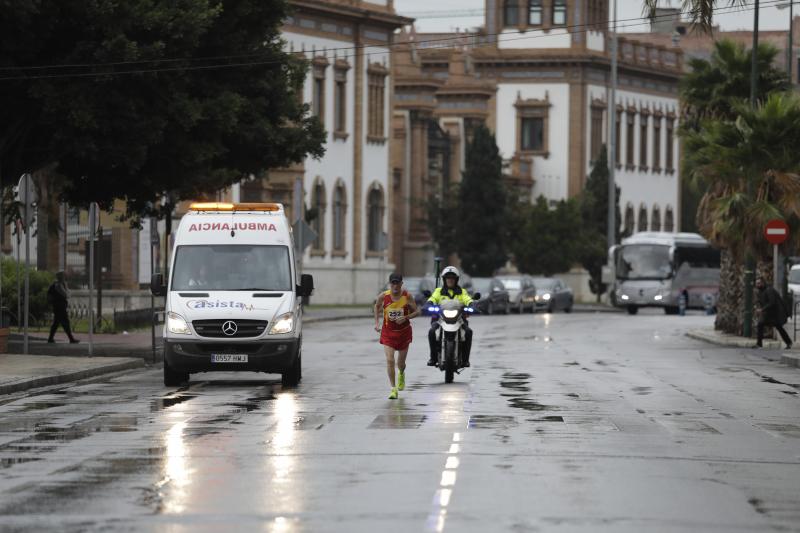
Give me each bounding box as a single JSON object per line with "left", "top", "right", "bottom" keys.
{"left": 211, "top": 354, "right": 248, "bottom": 363}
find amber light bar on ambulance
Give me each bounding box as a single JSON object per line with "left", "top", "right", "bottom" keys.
{"left": 189, "top": 202, "right": 281, "bottom": 212}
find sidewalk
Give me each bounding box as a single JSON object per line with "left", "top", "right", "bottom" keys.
{"left": 0, "top": 354, "right": 143, "bottom": 395}
{"left": 686, "top": 328, "right": 800, "bottom": 368}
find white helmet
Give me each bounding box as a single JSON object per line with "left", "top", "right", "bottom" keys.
{"left": 441, "top": 266, "right": 460, "bottom": 279}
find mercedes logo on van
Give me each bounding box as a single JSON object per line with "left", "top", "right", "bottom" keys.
{"left": 221, "top": 321, "right": 238, "bottom": 336}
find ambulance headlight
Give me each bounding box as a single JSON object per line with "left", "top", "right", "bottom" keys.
{"left": 442, "top": 309, "right": 459, "bottom": 319}
{"left": 167, "top": 312, "right": 191, "bottom": 335}
{"left": 269, "top": 312, "right": 294, "bottom": 335}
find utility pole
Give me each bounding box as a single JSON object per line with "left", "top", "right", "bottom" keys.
{"left": 607, "top": 0, "right": 618, "bottom": 251}
{"left": 743, "top": 0, "right": 761, "bottom": 338}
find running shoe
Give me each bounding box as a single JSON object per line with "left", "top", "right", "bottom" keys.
{"left": 388, "top": 387, "right": 398, "bottom": 400}
{"left": 397, "top": 371, "right": 406, "bottom": 391}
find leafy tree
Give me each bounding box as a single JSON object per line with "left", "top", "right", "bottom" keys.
{"left": 454, "top": 125, "right": 507, "bottom": 276}
{"left": 686, "top": 93, "right": 800, "bottom": 333}
{"left": 512, "top": 196, "right": 580, "bottom": 276}
{"left": 0, "top": 0, "right": 325, "bottom": 219}
{"left": 577, "top": 146, "right": 620, "bottom": 300}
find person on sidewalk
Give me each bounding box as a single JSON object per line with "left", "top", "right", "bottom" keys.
{"left": 753, "top": 277, "right": 792, "bottom": 350}
{"left": 47, "top": 271, "right": 79, "bottom": 344}
{"left": 374, "top": 273, "right": 420, "bottom": 399}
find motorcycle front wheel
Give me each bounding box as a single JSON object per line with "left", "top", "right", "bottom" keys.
{"left": 444, "top": 339, "right": 456, "bottom": 383}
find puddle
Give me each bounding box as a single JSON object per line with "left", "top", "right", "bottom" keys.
{"left": 563, "top": 362, "right": 580, "bottom": 367}
{"left": 226, "top": 402, "right": 261, "bottom": 412}
{"left": 565, "top": 393, "right": 579, "bottom": 399}
{"left": 508, "top": 398, "right": 549, "bottom": 411}
{"left": 468, "top": 415, "right": 517, "bottom": 429}
{"left": 761, "top": 376, "right": 800, "bottom": 389}
{"left": 368, "top": 414, "right": 426, "bottom": 429}
{"left": 528, "top": 416, "right": 564, "bottom": 422}
{"left": 1, "top": 457, "right": 42, "bottom": 468}
{"left": 150, "top": 394, "right": 197, "bottom": 411}
{"left": 18, "top": 402, "right": 67, "bottom": 412}
{"left": 748, "top": 498, "right": 768, "bottom": 515}
{"left": 632, "top": 386, "right": 652, "bottom": 395}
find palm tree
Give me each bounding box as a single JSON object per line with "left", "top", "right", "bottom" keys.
{"left": 685, "top": 93, "right": 800, "bottom": 333}
{"left": 679, "top": 39, "right": 789, "bottom": 335}
{"left": 643, "top": 0, "right": 742, "bottom": 33}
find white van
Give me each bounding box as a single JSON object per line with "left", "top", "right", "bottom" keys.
{"left": 151, "top": 202, "right": 313, "bottom": 387}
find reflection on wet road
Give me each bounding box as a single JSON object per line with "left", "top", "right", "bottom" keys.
{"left": 1, "top": 311, "right": 800, "bottom": 531}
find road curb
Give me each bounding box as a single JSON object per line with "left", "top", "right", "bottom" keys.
{"left": 0, "top": 358, "right": 144, "bottom": 396}
{"left": 686, "top": 329, "right": 800, "bottom": 356}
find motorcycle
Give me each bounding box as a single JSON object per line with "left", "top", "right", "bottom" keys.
{"left": 426, "top": 292, "right": 480, "bottom": 383}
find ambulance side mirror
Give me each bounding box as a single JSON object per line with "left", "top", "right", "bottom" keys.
{"left": 298, "top": 274, "right": 314, "bottom": 297}
{"left": 150, "top": 273, "right": 166, "bottom": 297}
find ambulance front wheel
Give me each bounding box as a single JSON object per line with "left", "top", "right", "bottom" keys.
{"left": 281, "top": 349, "right": 302, "bottom": 388}
{"left": 164, "top": 357, "right": 190, "bottom": 387}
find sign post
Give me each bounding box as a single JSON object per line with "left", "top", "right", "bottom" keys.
{"left": 764, "top": 219, "right": 789, "bottom": 291}
{"left": 88, "top": 202, "right": 98, "bottom": 356}
{"left": 17, "top": 174, "right": 35, "bottom": 355}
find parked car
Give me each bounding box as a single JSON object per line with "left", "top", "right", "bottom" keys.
{"left": 789, "top": 264, "right": 800, "bottom": 302}
{"left": 470, "top": 277, "right": 510, "bottom": 315}
{"left": 497, "top": 275, "right": 537, "bottom": 313}
{"left": 531, "top": 277, "right": 574, "bottom": 313}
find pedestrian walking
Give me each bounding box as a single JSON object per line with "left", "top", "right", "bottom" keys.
{"left": 374, "top": 273, "right": 420, "bottom": 399}
{"left": 679, "top": 288, "right": 689, "bottom": 316}
{"left": 47, "top": 271, "right": 79, "bottom": 344}
{"left": 753, "top": 277, "right": 792, "bottom": 350}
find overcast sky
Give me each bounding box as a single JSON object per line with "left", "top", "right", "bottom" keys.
{"left": 395, "top": 0, "right": 795, "bottom": 33}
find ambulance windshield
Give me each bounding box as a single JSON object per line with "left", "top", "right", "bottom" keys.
{"left": 171, "top": 245, "right": 292, "bottom": 291}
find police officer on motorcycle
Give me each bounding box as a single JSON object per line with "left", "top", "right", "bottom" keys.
{"left": 427, "top": 266, "right": 474, "bottom": 367}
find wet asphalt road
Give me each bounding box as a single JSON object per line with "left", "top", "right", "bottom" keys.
{"left": 1, "top": 311, "right": 799, "bottom": 532}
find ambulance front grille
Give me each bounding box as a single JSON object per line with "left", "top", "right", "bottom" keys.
{"left": 192, "top": 319, "right": 268, "bottom": 338}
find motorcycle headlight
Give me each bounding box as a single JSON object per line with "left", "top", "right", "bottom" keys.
{"left": 269, "top": 312, "right": 294, "bottom": 335}
{"left": 442, "top": 309, "right": 459, "bottom": 319}
{"left": 167, "top": 312, "right": 191, "bottom": 335}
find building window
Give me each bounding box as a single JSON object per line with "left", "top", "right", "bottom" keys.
{"left": 333, "top": 60, "right": 350, "bottom": 138}
{"left": 528, "top": 0, "right": 542, "bottom": 25}
{"left": 312, "top": 57, "right": 328, "bottom": 124}
{"left": 311, "top": 179, "right": 326, "bottom": 252}
{"left": 626, "top": 110, "right": 635, "bottom": 168}
{"left": 639, "top": 112, "right": 649, "bottom": 169}
{"left": 552, "top": 0, "right": 567, "bottom": 26}
{"left": 624, "top": 204, "right": 635, "bottom": 237}
{"left": 615, "top": 108, "right": 621, "bottom": 166}
{"left": 653, "top": 114, "right": 662, "bottom": 171}
{"left": 504, "top": 1, "right": 520, "bottom": 26}
{"left": 368, "top": 65, "right": 387, "bottom": 141}
{"left": 590, "top": 105, "right": 604, "bottom": 163}
{"left": 516, "top": 96, "right": 550, "bottom": 155}
{"left": 366, "top": 186, "right": 385, "bottom": 253}
{"left": 664, "top": 206, "right": 675, "bottom": 232}
{"left": 638, "top": 204, "right": 648, "bottom": 232}
{"left": 665, "top": 116, "right": 675, "bottom": 172}
{"left": 651, "top": 205, "right": 661, "bottom": 232}
{"left": 333, "top": 182, "right": 347, "bottom": 252}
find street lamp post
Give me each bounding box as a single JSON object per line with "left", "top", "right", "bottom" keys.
{"left": 743, "top": 0, "right": 761, "bottom": 339}
{"left": 778, "top": 1, "right": 794, "bottom": 82}
{"left": 608, "top": 0, "right": 618, "bottom": 252}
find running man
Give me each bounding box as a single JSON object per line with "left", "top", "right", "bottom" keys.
{"left": 374, "top": 273, "right": 420, "bottom": 399}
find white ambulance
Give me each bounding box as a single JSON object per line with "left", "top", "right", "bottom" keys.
{"left": 151, "top": 202, "right": 313, "bottom": 387}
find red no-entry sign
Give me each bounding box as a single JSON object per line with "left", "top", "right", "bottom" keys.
{"left": 764, "top": 219, "right": 789, "bottom": 245}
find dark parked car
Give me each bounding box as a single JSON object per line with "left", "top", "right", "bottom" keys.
{"left": 470, "top": 277, "right": 510, "bottom": 315}
{"left": 383, "top": 277, "right": 435, "bottom": 308}
{"left": 532, "top": 277, "right": 574, "bottom": 313}
{"left": 497, "top": 275, "right": 537, "bottom": 313}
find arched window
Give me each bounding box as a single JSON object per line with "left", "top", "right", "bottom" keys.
{"left": 333, "top": 182, "right": 347, "bottom": 252}
{"left": 366, "top": 185, "right": 385, "bottom": 253}
{"left": 504, "top": 1, "right": 520, "bottom": 27}
{"left": 624, "top": 204, "right": 635, "bottom": 237}
{"left": 651, "top": 205, "right": 661, "bottom": 232}
{"left": 311, "top": 179, "right": 326, "bottom": 251}
{"left": 664, "top": 205, "right": 675, "bottom": 232}
{"left": 528, "top": 0, "right": 542, "bottom": 25}
{"left": 552, "top": 0, "right": 567, "bottom": 25}
{"left": 638, "top": 204, "right": 648, "bottom": 232}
